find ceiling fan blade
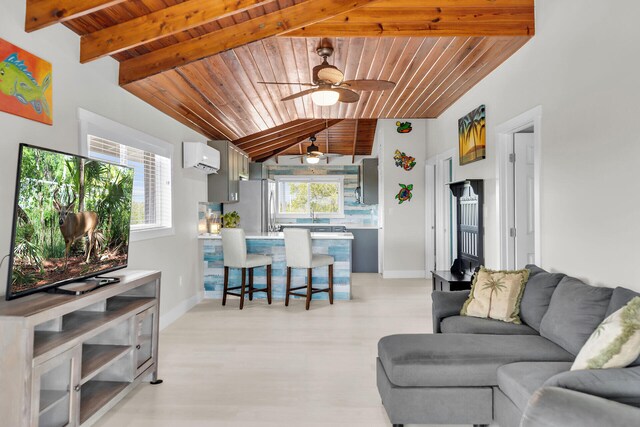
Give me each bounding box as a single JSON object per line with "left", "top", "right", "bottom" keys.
{"left": 321, "top": 153, "right": 343, "bottom": 158}
{"left": 258, "top": 81, "right": 316, "bottom": 87}
{"left": 317, "top": 67, "right": 344, "bottom": 85}
{"left": 281, "top": 88, "right": 318, "bottom": 102}
{"left": 341, "top": 80, "right": 396, "bottom": 91}
{"left": 334, "top": 88, "right": 360, "bottom": 103}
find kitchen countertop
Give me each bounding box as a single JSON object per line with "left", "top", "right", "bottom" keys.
{"left": 199, "top": 231, "right": 354, "bottom": 240}
{"left": 278, "top": 223, "right": 380, "bottom": 230}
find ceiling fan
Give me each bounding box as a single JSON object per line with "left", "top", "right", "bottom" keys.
{"left": 287, "top": 135, "right": 341, "bottom": 164}
{"left": 258, "top": 46, "right": 395, "bottom": 106}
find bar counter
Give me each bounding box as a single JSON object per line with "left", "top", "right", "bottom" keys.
{"left": 200, "top": 232, "right": 353, "bottom": 301}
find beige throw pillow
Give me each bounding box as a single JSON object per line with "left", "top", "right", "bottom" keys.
{"left": 461, "top": 267, "right": 530, "bottom": 324}
{"left": 571, "top": 296, "right": 640, "bottom": 370}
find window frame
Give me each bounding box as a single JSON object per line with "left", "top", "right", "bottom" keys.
{"left": 275, "top": 175, "right": 345, "bottom": 219}
{"left": 78, "top": 108, "right": 174, "bottom": 242}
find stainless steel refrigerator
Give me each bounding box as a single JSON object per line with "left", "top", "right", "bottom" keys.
{"left": 226, "top": 179, "right": 276, "bottom": 232}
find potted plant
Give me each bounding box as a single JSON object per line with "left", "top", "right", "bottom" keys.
{"left": 221, "top": 211, "right": 240, "bottom": 228}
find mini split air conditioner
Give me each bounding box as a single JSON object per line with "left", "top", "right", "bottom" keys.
{"left": 183, "top": 142, "right": 220, "bottom": 174}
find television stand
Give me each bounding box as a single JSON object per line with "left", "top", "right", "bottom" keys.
{"left": 0, "top": 270, "right": 161, "bottom": 426}
{"left": 50, "top": 276, "right": 120, "bottom": 296}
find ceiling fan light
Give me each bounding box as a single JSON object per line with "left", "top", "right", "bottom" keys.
{"left": 311, "top": 89, "right": 339, "bottom": 106}
{"left": 306, "top": 156, "right": 320, "bottom": 164}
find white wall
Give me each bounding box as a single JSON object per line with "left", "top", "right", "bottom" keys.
{"left": 426, "top": 0, "right": 640, "bottom": 291}
{"left": 378, "top": 119, "right": 427, "bottom": 278}
{"left": 0, "top": 1, "right": 208, "bottom": 318}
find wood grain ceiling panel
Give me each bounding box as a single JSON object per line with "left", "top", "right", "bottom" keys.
{"left": 121, "top": 35, "right": 529, "bottom": 141}
{"left": 276, "top": 119, "right": 377, "bottom": 161}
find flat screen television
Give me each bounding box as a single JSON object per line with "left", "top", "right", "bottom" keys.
{"left": 6, "top": 143, "right": 134, "bottom": 300}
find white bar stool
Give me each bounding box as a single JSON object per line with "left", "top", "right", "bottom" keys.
{"left": 283, "top": 228, "right": 334, "bottom": 310}
{"left": 221, "top": 228, "right": 272, "bottom": 310}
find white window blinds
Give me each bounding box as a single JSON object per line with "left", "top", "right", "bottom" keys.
{"left": 88, "top": 135, "right": 172, "bottom": 230}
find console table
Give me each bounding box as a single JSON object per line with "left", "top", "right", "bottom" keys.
{"left": 431, "top": 270, "right": 474, "bottom": 292}
{"left": 0, "top": 270, "right": 161, "bottom": 427}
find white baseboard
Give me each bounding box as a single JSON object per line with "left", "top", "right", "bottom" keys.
{"left": 159, "top": 292, "right": 202, "bottom": 331}
{"left": 382, "top": 270, "right": 427, "bottom": 279}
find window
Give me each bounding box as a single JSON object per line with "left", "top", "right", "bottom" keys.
{"left": 276, "top": 176, "right": 344, "bottom": 218}
{"left": 79, "top": 109, "right": 174, "bottom": 241}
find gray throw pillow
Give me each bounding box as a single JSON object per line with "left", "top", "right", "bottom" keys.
{"left": 539, "top": 276, "right": 613, "bottom": 355}
{"left": 520, "top": 264, "right": 566, "bottom": 331}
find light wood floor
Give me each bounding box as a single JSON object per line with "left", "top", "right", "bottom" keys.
{"left": 94, "top": 274, "right": 475, "bottom": 427}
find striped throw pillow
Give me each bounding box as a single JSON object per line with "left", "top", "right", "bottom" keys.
{"left": 571, "top": 297, "right": 640, "bottom": 370}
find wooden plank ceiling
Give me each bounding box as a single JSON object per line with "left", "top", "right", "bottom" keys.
{"left": 29, "top": 0, "right": 534, "bottom": 162}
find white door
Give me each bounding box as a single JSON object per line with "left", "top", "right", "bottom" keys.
{"left": 514, "top": 133, "right": 536, "bottom": 267}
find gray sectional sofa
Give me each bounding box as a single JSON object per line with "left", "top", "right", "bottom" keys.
{"left": 376, "top": 265, "right": 640, "bottom": 427}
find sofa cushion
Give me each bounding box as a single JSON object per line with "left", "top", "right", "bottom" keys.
{"left": 539, "top": 276, "right": 613, "bottom": 355}
{"left": 377, "top": 334, "right": 573, "bottom": 387}
{"left": 520, "top": 264, "right": 566, "bottom": 331}
{"left": 521, "top": 387, "right": 640, "bottom": 427}
{"left": 441, "top": 316, "right": 538, "bottom": 335}
{"left": 497, "top": 362, "right": 572, "bottom": 411}
{"left": 544, "top": 365, "right": 640, "bottom": 407}
{"left": 606, "top": 287, "right": 640, "bottom": 316}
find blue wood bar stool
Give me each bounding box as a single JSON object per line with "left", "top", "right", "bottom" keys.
{"left": 221, "top": 228, "right": 272, "bottom": 309}
{"left": 283, "top": 228, "right": 334, "bottom": 310}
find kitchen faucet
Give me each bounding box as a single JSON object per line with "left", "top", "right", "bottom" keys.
{"left": 310, "top": 206, "right": 316, "bottom": 223}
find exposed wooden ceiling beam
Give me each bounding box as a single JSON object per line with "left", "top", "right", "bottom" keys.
{"left": 80, "top": 0, "right": 272, "bottom": 63}
{"left": 249, "top": 119, "right": 343, "bottom": 159}
{"left": 25, "top": 0, "right": 126, "bottom": 32}
{"left": 246, "top": 120, "right": 342, "bottom": 158}
{"left": 254, "top": 134, "right": 315, "bottom": 163}
{"left": 351, "top": 119, "right": 359, "bottom": 164}
{"left": 118, "top": 0, "right": 380, "bottom": 86}
{"left": 282, "top": 1, "right": 534, "bottom": 37}
{"left": 235, "top": 119, "right": 322, "bottom": 149}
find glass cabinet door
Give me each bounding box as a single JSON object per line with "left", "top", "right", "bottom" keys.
{"left": 32, "top": 346, "right": 81, "bottom": 427}
{"left": 135, "top": 306, "right": 156, "bottom": 377}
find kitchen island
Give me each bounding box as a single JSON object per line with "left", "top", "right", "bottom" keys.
{"left": 200, "top": 232, "right": 353, "bottom": 301}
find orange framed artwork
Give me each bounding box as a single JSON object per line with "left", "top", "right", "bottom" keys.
{"left": 0, "top": 38, "right": 52, "bottom": 125}
{"left": 458, "top": 104, "right": 485, "bottom": 165}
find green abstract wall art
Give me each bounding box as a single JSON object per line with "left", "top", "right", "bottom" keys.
{"left": 395, "top": 183, "right": 413, "bottom": 204}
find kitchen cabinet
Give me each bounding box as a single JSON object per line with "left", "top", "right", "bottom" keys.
{"left": 249, "top": 162, "right": 268, "bottom": 180}
{"left": 360, "top": 158, "right": 378, "bottom": 205}
{"left": 207, "top": 141, "right": 249, "bottom": 203}
{"left": 348, "top": 228, "right": 379, "bottom": 273}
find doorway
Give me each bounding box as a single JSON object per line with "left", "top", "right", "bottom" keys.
{"left": 425, "top": 149, "right": 456, "bottom": 275}
{"left": 512, "top": 130, "right": 535, "bottom": 267}
{"left": 496, "top": 106, "right": 542, "bottom": 269}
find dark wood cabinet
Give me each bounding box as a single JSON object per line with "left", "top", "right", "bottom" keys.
{"left": 431, "top": 270, "right": 473, "bottom": 292}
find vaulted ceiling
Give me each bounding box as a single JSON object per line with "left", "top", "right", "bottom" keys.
{"left": 26, "top": 0, "right": 534, "bottom": 161}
